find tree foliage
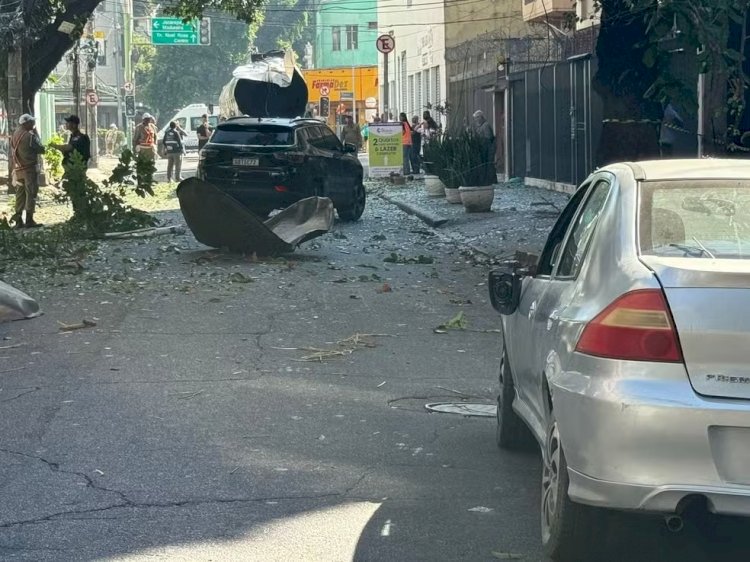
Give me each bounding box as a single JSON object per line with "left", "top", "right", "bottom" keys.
{"left": 253, "top": 0, "right": 314, "bottom": 61}
{"left": 139, "top": 16, "right": 251, "bottom": 118}
{"left": 593, "top": 0, "right": 750, "bottom": 160}
{"left": 0, "top": 0, "right": 265, "bottom": 111}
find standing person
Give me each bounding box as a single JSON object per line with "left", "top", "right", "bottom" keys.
{"left": 399, "top": 112, "right": 413, "bottom": 176}
{"left": 420, "top": 110, "right": 439, "bottom": 145}
{"left": 133, "top": 113, "right": 158, "bottom": 161}
{"left": 105, "top": 123, "right": 119, "bottom": 156}
{"left": 196, "top": 114, "right": 213, "bottom": 150}
{"left": 471, "top": 110, "right": 496, "bottom": 185}
{"left": 9, "top": 114, "right": 46, "bottom": 229}
{"left": 51, "top": 115, "right": 92, "bottom": 171}
{"left": 659, "top": 102, "right": 684, "bottom": 158}
{"left": 340, "top": 115, "right": 362, "bottom": 150}
{"left": 410, "top": 115, "right": 422, "bottom": 174}
{"left": 162, "top": 121, "right": 186, "bottom": 183}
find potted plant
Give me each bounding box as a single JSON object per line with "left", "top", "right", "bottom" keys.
{"left": 437, "top": 135, "right": 463, "bottom": 203}
{"left": 422, "top": 135, "right": 447, "bottom": 197}
{"left": 448, "top": 131, "right": 495, "bottom": 212}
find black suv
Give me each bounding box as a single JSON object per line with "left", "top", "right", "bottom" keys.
{"left": 197, "top": 117, "right": 366, "bottom": 221}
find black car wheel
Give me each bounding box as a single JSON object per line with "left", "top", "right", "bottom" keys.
{"left": 496, "top": 344, "right": 534, "bottom": 450}
{"left": 338, "top": 181, "right": 366, "bottom": 222}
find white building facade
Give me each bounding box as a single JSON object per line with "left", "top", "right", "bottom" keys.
{"left": 376, "top": 0, "right": 447, "bottom": 125}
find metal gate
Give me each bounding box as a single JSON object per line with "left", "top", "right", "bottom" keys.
{"left": 509, "top": 56, "right": 602, "bottom": 186}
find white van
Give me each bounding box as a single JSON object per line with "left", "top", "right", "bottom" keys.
{"left": 157, "top": 104, "right": 220, "bottom": 150}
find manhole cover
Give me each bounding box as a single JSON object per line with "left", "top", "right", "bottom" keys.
{"left": 425, "top": 402, "right": 497, "bottom": 418}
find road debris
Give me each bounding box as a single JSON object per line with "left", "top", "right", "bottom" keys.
{"left": 104, "top": 225, "right": 186, "bottom": 239}
{"left": 58, "top": 319, "right": 97, "bottom": 332}
{"left": 383, "top": 252, "right": 435, "bottom": 265}
{"left": 491, "top": 552, "right": 524, "bottom": 560}
{"left": 468, "top": 506, "right": 494, "bottom": 513}
{"left": 434, "top": 311, "right": 467, "bottom": 333}
{"left": 376, "top": 283, "right": 393, "bottom": 294}
{"left": 282, "top": 333, "right": 390, "bottom": 362}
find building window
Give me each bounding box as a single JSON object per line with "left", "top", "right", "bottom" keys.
{"left": 332, "top": 26, "right": 341, "bottom": 52}
{"left": 433, "top": 65, "right": 441, "bottom": 108}
{"left": 368, "top": 21, "right": 377, "bottom": 30}
{"left": 400, "top": 51, "right": 407, "bottom": 116}
{"left": 415, "top": 71, "right": 422, "bottom": 114}
{"left": 97, "top": 40, "right": 107, "bottom": 66}
{"left": 408, "top": 75, "right": 415, "bottom": 113}
{"left": 346, "top": 25, "right": 358, "bottom": 50}
{"left": 423, "top": 70, "right": 430, "bottom": 106}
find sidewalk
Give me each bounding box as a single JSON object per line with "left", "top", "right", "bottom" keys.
{"left": 370, "top": 178, "right": 571, "bottom": 260}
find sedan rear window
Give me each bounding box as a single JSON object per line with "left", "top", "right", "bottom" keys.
{"left": 640, "top": 180, "right": 750, "bottom": 259}
{"left": 211, "top": 125, "right": 294, "bottom": 146}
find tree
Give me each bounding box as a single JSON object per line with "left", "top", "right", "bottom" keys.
{"left": 139, "top": 17, "right": 251, "bottom": 118}
{"left": 0, "top": 0, "right": 265, "bottom": 114}
{"left": 253, "top": 0, "right": 314, "bottom": 61}
{"left": 593, "top": 0, "right": 750, "bottom": 163}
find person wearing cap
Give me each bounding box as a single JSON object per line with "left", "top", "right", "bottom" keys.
{"left": 9, "top": 114, "right": 46, "bottom": 228}
{"left": 51, "top": 115, "right": 91, "bottom": 170}
{"left": 133, "top": 113, "right": 158, "bottom": 161}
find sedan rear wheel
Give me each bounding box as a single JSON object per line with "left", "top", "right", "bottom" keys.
{"left": 338, "top": 181, "right": 366, "bottom": 222}
{"left": 496, "top": 347, "right": 532, "bottom": 450}
{"left": 541, "top": 413, "right": 601, "bottom": 561}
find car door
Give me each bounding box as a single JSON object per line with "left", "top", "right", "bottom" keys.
{"left": 506, "top": 178, "right": 607, "bottom": 426}
{"left": 526, "top": 176, "right": 614, "bottom": 423}
{"left": 309, "top": 126, "right": 348, "bottom": 194}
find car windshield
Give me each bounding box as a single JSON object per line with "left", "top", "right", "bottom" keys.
{"left": 640, "top": 180, "right": 750, "bottom": 259}
{"left": 211, "top": 125, "right": 294, "bottom": 146}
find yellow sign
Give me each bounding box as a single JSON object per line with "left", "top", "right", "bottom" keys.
{"left": 302, "top": 66, "right": 378, "bottom": 104}
{"left": 94, "top": 30, "right": 106, "bottom": 39}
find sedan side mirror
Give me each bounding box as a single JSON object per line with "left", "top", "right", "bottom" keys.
{"left": 343, "top": 142, "right": 358, "bottom": 154}
{"left": 489, "top": 270, "right": 522, "bottom": 315}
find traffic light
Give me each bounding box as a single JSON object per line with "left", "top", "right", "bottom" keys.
{"left": 320, "top": 97, "right": 330, "bottom": 117}
{"left": 200, "top": 19, "right": 211, "bottom": 45}
{"left": 125, "top": 95, "right": 136, "bottom": 117}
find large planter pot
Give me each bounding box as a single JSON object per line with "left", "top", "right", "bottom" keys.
{"left": 459, "top": 185, "right": 495, "bottom": 212}
{"left": 444, "top": 187, "right": 462, "bottom": 204}
{"left": 424, "top": 175, "right": 446, "bottom": 197}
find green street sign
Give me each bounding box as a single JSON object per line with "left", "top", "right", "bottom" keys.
{"left": 150, "top": 17, "right": 211, "bottom": 46}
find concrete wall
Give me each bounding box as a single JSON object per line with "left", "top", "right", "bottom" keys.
{"left": 444, "top": 0, "right": 534, "bottom": 129}
{"left": 315, "top": 0, "right": 379, "bottom": 69}
{"left": 377, "top": 0, "right": 447, "bottom": 125}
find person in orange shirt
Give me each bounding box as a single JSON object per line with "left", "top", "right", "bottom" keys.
{"left": 400, "top": 112, "right": 413, "bottom": 176}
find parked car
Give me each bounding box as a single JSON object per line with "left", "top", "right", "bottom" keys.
{"left": 197, "top": 117, "right": 366, "bottom": 221}
{"left": 489, "top": 159, "right": 750, "bottom": 560}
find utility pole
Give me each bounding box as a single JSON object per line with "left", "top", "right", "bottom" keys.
{"left": 83, "top": 19, "right": 99, "bottom": 167}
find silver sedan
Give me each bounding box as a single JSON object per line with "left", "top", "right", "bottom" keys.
{"left": 489, "top": 159, "right": 750, "bottom": 560}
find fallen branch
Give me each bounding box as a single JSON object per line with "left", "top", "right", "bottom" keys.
{"left": 0, "top": 344, "right": 24, "bottom": 350}
{"left": 58, "top": 319, "right": 97, "bottom": 332}
{"left": 104, "top": 225, "right": 186, "bottom": 239}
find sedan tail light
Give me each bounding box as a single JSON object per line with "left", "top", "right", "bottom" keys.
{"left": 576, "top": 289, "right": 683, "bottom": 363}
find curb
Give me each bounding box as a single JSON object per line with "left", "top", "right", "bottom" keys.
{"left": 377, "top": 193, "right": 448, "bottom": 228}
{"left": 376, "top": 191, "right": 502, "bottom": 262}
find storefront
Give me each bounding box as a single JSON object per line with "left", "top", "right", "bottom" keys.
{"left": 302, "top": 66, "right": 378, "bottom": 129}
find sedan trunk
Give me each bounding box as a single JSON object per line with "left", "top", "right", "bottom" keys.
{"left": 643, "top": 257, "right": 750, "bottom": 400}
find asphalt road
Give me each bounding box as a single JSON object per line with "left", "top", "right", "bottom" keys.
{"left": 2, "top": 195, "right": 750, "bottom": 561}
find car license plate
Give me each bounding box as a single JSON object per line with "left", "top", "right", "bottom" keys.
{"left": 233, "top": 158, "right": 259, "bottom": 166}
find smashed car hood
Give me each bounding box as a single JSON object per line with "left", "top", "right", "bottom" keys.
{"left": 177, "top": 178, "right": 334, "bottom": 255}
{"left": 219, "top": 50, "right": 308, "bottom": 119}
{"left": 0, "top": 281, "right": 41, "bottom": 323}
